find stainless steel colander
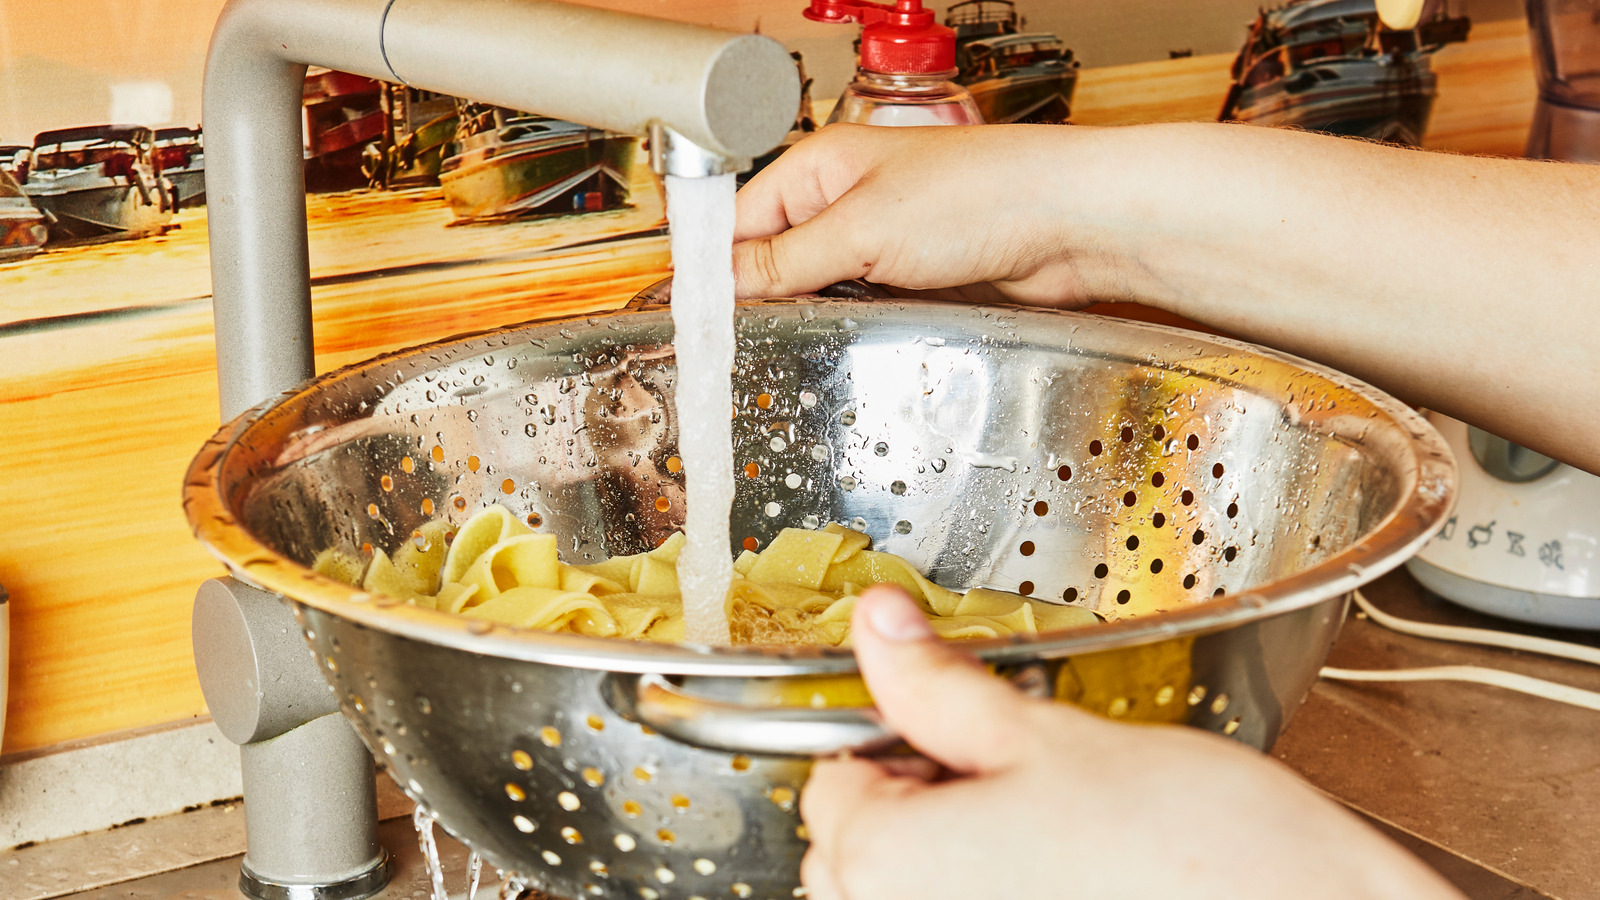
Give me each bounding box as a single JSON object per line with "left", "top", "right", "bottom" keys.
{"left": 184, "top": 297, "right": 1455, "bottom": 899}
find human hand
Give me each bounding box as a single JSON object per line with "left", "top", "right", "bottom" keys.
{"left": 800, "top": 585, "right": 1463, "bottom": 900}
{"left": 732, "top": 124, "right": 1129, "bottom": 306}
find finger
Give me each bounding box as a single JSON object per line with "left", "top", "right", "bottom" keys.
{"left": 732, "top": 153, "right": 831, "bottom": 242}
{"left": 732, "top": 124, "right": 872, "bottom": 242}
{"left": 850, "top": 585, "right": 1040, "bottom": 775}
{"left": 799, "top": 845, "right": 846, "bottom": 900}
{"left": 872, "top": 753, "right": 944, "bottom": 782}
{"left": 800, "top": 755, "right": 892, "bottom": 851}
{"left": 732, "top": 209, "right": 877, "bottom": 298}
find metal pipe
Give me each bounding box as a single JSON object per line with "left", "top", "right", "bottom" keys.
{"left": 199, "top": 1, "right": 797, "bottom": 895}
{"left": 203, "top": 0, "right": 798, "bottom": 417}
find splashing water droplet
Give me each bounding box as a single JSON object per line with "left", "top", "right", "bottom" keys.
{"left": 413, "top": 807, "right": 447, "bottom": 900}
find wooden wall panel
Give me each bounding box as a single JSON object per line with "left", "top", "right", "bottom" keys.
{"left": 0, "top": 178, "right": 670, "bottom": 754}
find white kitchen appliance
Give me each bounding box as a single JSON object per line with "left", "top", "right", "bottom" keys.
{"left": 1407, "top": 413, "right": 1600, "bottom": 628}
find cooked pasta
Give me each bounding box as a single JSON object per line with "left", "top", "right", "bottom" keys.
{"left": 315, "top": 505, "right": 1097, "bottom": 645}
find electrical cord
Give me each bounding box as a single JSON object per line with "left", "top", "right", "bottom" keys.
{"left": 1317, "top": 590, "right": 1600, "bottom": 710}
{"left": 1348, "top": 589, "right": 1600, "bottom": 666}
{"left": 1320, "top": 665, "right": 1600, "bottom": 710}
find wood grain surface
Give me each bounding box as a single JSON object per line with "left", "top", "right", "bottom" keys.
{"left": 0, "top": 18, "right": 1536, "bottom": 754}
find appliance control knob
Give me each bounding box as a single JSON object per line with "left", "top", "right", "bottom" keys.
{"left": 1467, "top": 427, "right": 1561, "bottom": 483}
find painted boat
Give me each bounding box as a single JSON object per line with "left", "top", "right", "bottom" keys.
{"left": 0, "top": 146, "right": 27, "bottom": 176}
{"left": 1219, "top": 0, "right": 1471, "bottom": 146}
{"left": 946, "top": 0, "right": 1079, "bottom": 124}
{"left": 438, "top": 109, "right": 636, "bottom": 222}
{"left": 303, "top": 68, "right": 385, "bottom": 192}
{"left": 22, "top": 125, "right": 174, "bottom": 243}
{"left": 363, "top": 86, "right": 460, "bottom": 189}
{"left": 0, "top": 168, "right": 47, "bottom": 263}
{"left": 154, "top": 126, "right": 205, "bottom": 207}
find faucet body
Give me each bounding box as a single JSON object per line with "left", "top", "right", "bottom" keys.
{"left": 196, "top": 1, "right": 798, "bottom": 896}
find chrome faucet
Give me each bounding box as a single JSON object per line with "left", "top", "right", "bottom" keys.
{"left": 191, "top": 1, "right": 797, "bottom": 896}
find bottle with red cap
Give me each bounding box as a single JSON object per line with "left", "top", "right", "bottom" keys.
{"left": 805, "top": 0, "right": 984, "bottom": 126}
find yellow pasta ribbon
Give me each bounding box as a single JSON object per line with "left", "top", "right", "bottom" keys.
{"left": 333, "top": 505, "right": 1098, "bottom": 645}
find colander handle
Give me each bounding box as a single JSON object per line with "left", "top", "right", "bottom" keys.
{"left": 603, "top": 672, "right": 900, "bottom": 757}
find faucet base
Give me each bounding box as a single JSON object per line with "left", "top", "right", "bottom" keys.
{"left": 240, "top": 850, "right": 394, "bottom": 900}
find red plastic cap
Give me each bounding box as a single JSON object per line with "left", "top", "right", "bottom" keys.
{"left": 803, "top": 0, "right": 956, "bottom": 75}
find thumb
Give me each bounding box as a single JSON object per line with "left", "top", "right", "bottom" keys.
{"left": 732, "top": 212, "right": 874, "bottom": 299}
{"left": 851, "top": 585, "right": 1040, "bottom": 774}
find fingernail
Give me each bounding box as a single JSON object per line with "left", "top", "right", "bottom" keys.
{"left": 864, "top": 590, "right": 934, "bottom": 642}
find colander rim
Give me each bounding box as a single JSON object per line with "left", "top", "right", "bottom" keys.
{"left": 184, "top": 299, "right": 1457, "bottom": 676}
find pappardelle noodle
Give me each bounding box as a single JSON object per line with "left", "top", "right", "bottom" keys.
{"left": 314, "top": 504, "right": 1098, "bottom": 645}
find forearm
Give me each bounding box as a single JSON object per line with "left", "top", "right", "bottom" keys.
{"left": 1066, "top": 123, "right": 1600, "bottom": 471}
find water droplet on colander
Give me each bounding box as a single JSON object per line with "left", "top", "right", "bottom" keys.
{"left": 415, "top": 696, "right": 433, "bottom": 714}
{"left": 874, "top": 441, "right": 889, "bottom": 456}
{"left": 931, "top": 458, "right": 947, "bottom": 473}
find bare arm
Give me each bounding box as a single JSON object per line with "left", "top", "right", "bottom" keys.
{"left": 732, "top": 123, "right": 1600, "bottom": 472}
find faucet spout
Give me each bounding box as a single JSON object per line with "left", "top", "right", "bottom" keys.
{"left": 649, "top": 122, "right": 751, "bottom": 178}
{"left": 203, "top": 0, "right": 798, "bottom": 418}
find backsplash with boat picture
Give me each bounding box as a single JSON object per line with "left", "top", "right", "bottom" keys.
{"left": 0, "top": 0, "right": 1497, "bottom": 267}
{"left": 0, "top": 0, "right": 1532, "bottom": 758}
